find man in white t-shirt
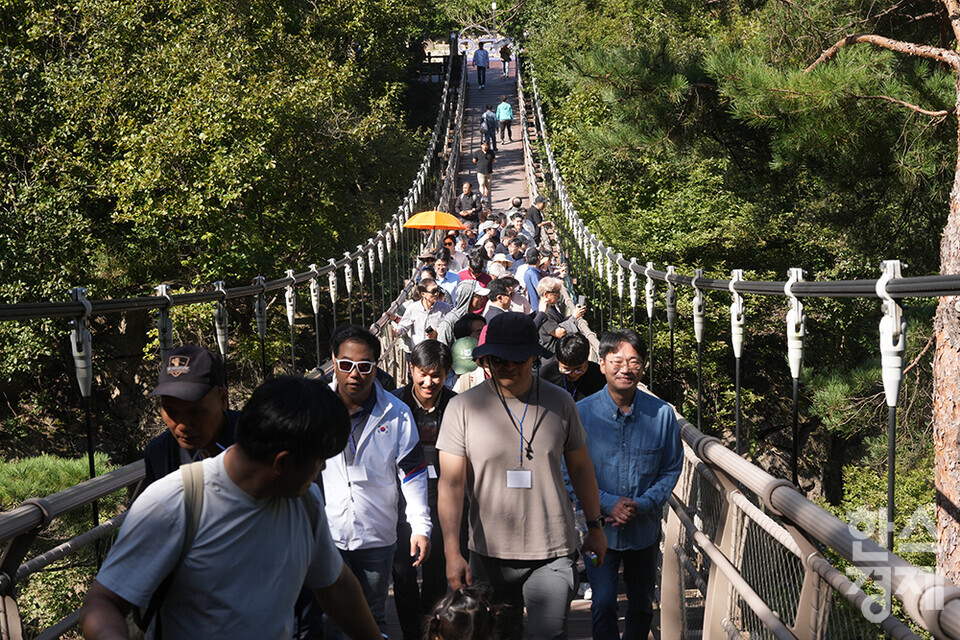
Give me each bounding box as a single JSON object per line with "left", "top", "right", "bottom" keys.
{"left": 80, "top": 376, "right": 381, "bottom": 640}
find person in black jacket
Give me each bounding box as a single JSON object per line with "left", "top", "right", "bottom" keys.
{"left": 539, "top": 333, "right": 605, "bottom": 402}
{"left": 391, "top": 340, "right": 458, "bottom": 640}
{"left": 454, "top": 182, "right": 482, "bottom": 224}
{"left": 143, "top": 345, "right": 238, "bottom": 486}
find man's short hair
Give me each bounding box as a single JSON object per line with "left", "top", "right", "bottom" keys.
{"left": 410, "top": 340, "right": 452, "bottom": 373}
{"left": 331, "top": 325, "right": 381, "bottom": 360}
{"left": 453, "top": 314, "right": 486, "bottom": 340}
{"left": 525, "top": 248, "right": 540, "bottom": 265}
{"left": 435, "top": 248, "right": 452, "bottom": 263}
{"left": 556, "top": 333, "right": 590, "bottom": 365}
{"left": 511, "top": 197, "right": 523, "bottom": 208}
{"left": 418, "top": 277, "right": 438, "bottom": 293}
{"left": 468, "top": 248, "right": 487, "bottom": 273}
{"left": 508, "top": 238, "right": 524, "bottom": 250}
{"left": 236, "top": 376, "right": 349, "bottom": 463}
{"left": 598, "top": 329, "right": 647, "bottom": 361}
{"left": 420, "top": 267, "right": 437, "bottom": 281}
{"left": 487, "top": 278, "right": 512, "bottom": 299}
{"left": 486, "top": 104, "right": 493, "bottom": 111}
{"left": 537, "top": 276, "right": 563, "bottom": 296}
{"left": 503, "top": 227, "right": 517, "bottom": 240}
{"left": 498, "top": 275, "right": 518, "bottom": 288}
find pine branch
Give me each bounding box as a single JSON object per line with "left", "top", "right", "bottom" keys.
{"left": 805, "top": 33, "right": 960, "bottom": 73}
{"left": 851, "top": 93, "right": 955, "bottom": 116}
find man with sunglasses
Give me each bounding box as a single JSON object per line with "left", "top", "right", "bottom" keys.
{"left": 322, "top": 325, "right": 432, "bottom": 638}
{"left": 437, "top": 312, "right": 607, "bottom": 640}
{"left": 394, "top": 277, "right": 453, "bottom": 347}
{"left": 539, "top": 334, "right": 604, "bottom": 402}
{"left": 575, "top": 329, "right": 683, "bottom": 640}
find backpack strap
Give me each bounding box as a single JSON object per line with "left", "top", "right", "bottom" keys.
{"left": 136, "top": 460, "right": 205, "bottom": 635}
{"left": 299, "top": 489, "right": 319, "bottom": 536}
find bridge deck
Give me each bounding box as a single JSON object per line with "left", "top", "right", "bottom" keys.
{"left": 457, "top": 61, "right": 530, "bottom": 211}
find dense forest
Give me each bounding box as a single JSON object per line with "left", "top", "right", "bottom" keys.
{"left": 1, "top": 0, "right": 955, "bottom": 580}
{"left": 503, "top": 0, "right": 950, "bottom": 572}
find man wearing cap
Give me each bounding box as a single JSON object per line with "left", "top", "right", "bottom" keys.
{"left": 391, "top": 340, "right": 458, "bottom": 640}
{"left": 437, "top": 312, "right": 607, "bottom": 640}
{"left": 81, "top": 376, "right": 382, "bottom": 640}
{"left": 144, "top": 345, "right": 238, "bottom": 486}
{"left": 451, "top": 336, "right": 485, "bottom": 392}
{"left": 576, "top": 329, "right": 682, "bottom": 640}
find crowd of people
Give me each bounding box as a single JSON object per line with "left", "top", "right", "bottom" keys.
{"left": 78, "top": 104, "right": 682, "bottom": 640}
{"left": 80, "top": 311, "right": 681, "bottom": 640}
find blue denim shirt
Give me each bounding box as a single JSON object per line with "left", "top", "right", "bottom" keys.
{"left": 576, "top": 386, "right": 683, "bottom": 551}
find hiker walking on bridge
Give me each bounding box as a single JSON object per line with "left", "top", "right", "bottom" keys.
{"left": 473, "top": 42, "right": 489, "bottom": 89}
{"left": 437, "top": 312, "right": 607, "bottom": 640}
{"left": 80, "top": 376, "right": 381, "bottom": 640}
{"left": 576, "top": 329, "right": 683, "bottom": 640}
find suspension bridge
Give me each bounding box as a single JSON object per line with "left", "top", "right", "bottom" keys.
{"left": 2, "top": 34, "right": 960, "bottom": 640}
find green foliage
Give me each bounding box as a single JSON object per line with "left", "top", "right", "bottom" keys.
{"left": 521, "top": 0, "right": 945, "bottom": 501}
{"left": 0, "top": 0, "right": 436, "bottom": 381}
{"left": 0, "top": 454, "right": 124, "bottom": 634}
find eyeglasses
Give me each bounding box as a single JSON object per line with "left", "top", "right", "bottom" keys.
{"left": 558, "top": 363, "right": 588, "bottom": 375}
{"left": 444, "top": 240, "right": 455, "bottom": 246}
{"left": 606, "top": 358, "right": 643, "bottom": 372}
{"left": 423, "top": 288, "right": 440, "bottom": 295}
{"left": 335, "top": 358, "right": 376, "bottom": 375}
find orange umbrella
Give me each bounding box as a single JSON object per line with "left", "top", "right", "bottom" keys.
{"left": 403, "top": 209, "right": 465, "bottom": 230}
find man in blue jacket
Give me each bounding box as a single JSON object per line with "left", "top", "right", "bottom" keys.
{"left": 576, "top": 329, "right": 683, "bottom": 640}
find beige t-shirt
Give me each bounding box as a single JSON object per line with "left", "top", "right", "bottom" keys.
{"left": 437, "top": 378, "right": 586, "bottom": 560}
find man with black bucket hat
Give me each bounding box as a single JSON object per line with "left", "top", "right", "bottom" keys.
{"left": 437, "top": 312, "right": 607, "bottom": 640}
{"left": 143, "top": 345, "right": 238, "bottom": 486}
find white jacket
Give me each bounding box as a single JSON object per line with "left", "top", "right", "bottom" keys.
{"left": 322, "top": 381, "right": 431, "bottom": 550}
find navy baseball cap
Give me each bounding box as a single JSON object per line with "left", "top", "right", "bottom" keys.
{"left": 150, "top": 346, "right": 225, "bottom": 402}
{"left": 473, "top": 312, "right": 552, "bottom": 362}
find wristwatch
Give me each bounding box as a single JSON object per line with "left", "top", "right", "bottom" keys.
{"left": 586, "top": 516, "right": 605, "bottom": 529}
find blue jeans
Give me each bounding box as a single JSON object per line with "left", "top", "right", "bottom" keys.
{"left": 477, "top": 65, "right": 487, "bottom": 86}
{"left": 325, "top": 544, "right": 396, "bottom": 638}
{"left": 584, "top": 545, "right": 659, "bottom": 640}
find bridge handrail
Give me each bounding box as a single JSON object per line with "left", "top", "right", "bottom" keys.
{"left": 678, "top": 414, "right": 960, "bottom": 638}
{"left": 0, "top": 462, "right": 143, "bottom": 543}
{"left": 437, "top": 57, "right": 468, "bottom": 214}
{"left": 522, "top": 62, "right": 960, "bottom": 299}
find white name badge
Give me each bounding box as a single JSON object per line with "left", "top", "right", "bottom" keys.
{"left": 347, "top": 465, "right": 369, "bottom": 482}
{"left": 506, "top": 468, "right": 532, "bottom": 489}
{"left": 427, "top": 465, "right": 438, "bottom": 479}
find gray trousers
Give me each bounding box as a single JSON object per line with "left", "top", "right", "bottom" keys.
{"left": 469, "top": 551, "right": 578, "bottom": 640}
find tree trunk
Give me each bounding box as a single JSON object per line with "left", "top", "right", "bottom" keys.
{"left": 933, "top": 74, "right": 960, "bottom": 584}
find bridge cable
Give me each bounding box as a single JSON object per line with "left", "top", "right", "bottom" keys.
{"left": 253, "top": 275, "right": 268, "bottom": 379}
{"left": 69, "top": 286, "right": 100, "bottom": 567}
{"left": 666, "top": 266, "right": 677, "bottom": 406}
{"left": 878, "top": 259, "right": 907, "bottom": 551}
{"left": 785, "top": 268, "right": 807, "bottom": 486}
{"left": 692, "top": 269, "right": 705, "bottom": 431}
{"left": 645, "top": 262, "right": 656, "bottom": 393}
{"left": 730, "top": 270, "right": 745, "bottom": 455}
{"left": 214, "top": 280, "right": 230, "bottom": 383}
{"left": 285, "top": 270, "right": 298, "bottom": 374}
